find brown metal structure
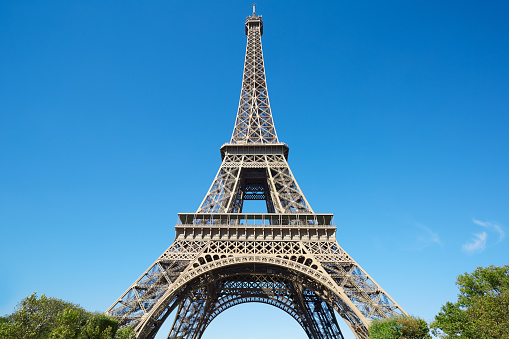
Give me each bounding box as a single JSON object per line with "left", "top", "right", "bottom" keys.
{"left": 106, "top": 7, "right": 407, "bottom": 339}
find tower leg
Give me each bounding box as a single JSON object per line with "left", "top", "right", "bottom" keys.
{"left": 166, "top": 288, "right": 208, "bottom": 339}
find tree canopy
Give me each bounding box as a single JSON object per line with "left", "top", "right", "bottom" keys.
{"left": 431, "top": 264, "right": 509, "bottom": 338}
{"left": 0, "top": 293, "right": 135, "bottom": 339}
{"left": 369, "top": 315, "right": 431, "bottom": 339}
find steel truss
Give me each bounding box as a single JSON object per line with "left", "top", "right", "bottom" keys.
{"left": 197, "top": 148, "right": 313, "bottom": 214}
{"left": 107, "top": 215, "right": 406, "bottom": 338}
{"left": 107, "top": 7, "right": 407, "bottom": 339}
{"left": 166, "top": 267, "right": 343, "bottom": 339}
{"left": 231, "top": 8, "right": 277, "bottom": 144}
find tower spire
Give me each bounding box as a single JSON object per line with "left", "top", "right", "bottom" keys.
{"left": 231, "top": 8, "right": 277, "bottom": 144}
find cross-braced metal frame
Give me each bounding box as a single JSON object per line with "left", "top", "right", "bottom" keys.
{"left": 107, "top": 8, "right": 407, "bottom": 339}
{"left": 231, "top": 9, "right": 277, "bottom": 144}
{"left": 197, "top": 146, "right": 313, "bottom": 214}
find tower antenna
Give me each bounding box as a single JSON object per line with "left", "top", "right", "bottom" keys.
{"left": 252, "top": 3, "right": 256, "bottom": 16}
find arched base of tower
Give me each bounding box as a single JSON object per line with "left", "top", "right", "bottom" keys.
{"left": 154, "top": 262, "right": 345, "bottom": 339}
{"left": 134, "top": 255, "right": 370, "bottom": 339}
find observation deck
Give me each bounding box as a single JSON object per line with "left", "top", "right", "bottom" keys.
{"left": 220, "top": 142, "right": 289, "bottom": 160}
{"left": 175, "top": 213, "right": 336, "bottom": 242}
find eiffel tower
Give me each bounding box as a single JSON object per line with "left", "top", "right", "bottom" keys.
{"left": 106, "top": 7, "right": 407, "bottom": 339}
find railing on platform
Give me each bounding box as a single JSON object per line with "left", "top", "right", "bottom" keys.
{"left": 177, "top": 213, "right": 334, "bottom": 227}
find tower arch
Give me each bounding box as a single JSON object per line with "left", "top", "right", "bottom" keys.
{"left": 133, "top": 257, "right": 370, "bottom": 339}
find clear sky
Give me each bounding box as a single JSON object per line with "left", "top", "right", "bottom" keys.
{"left": 1, "top": 1, "right": 508, "bottom": 338}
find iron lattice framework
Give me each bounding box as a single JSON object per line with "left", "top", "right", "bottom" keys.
{"left": 107, "top": 8, "right": 407, "bottom": 339}
{"left": 231, "top": 7, "right": 277, "bottom": 144}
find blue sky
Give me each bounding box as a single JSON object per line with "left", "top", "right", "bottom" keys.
{"left": 1, "top": 1, "right": 508, "bottom": 338}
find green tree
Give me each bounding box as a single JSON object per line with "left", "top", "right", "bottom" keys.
{"left": 0, "top": 293, "right": 87, "bottom": 339}
{"left": 0, "top": 292, "right": 131, "bottom": 339}
{"left": 49, "top": 307, "right": 90, "bottom": 338}
{"left": 80, "top": 313, "right": 118, "bottom": 339}
{"left": 115, "top": 327, "right": 136, "bottom": 339}
{"left": 431, "top": 264, "right": 509, "bottom": 338}
{"left": 369, "top": 315, "right": 431, "bottom": 339}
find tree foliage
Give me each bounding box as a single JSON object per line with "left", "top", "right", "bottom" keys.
{"left": 369, "top": 315, "right": 431, "bottom": 339}
{"left": 431, "top": 264, "right": 509, "bottom": 339}
{"left": 0, "top": 293, "right": 133, "bottom": 339}
{"left": 114, "top": 327, "right": 136, "bottom": 339}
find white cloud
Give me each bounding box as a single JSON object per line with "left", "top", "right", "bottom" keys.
{"left": 472, "top": 218, "right": 505, "bottom": 243}
{"left": 463, "top": 219, "right": 504, "bottom": 254}
{"left": 412, "top": 224, "right": 442, "bottom": 251}
{"left": 462, "top": 232, "right": 487, "bottom": 254}
{"left": 421, "top": 225, "right": 441, "bottom": 245}
{"left": 472, "top": 219, "right": 490, "bottom": 228}
{"left": 493, "top": 224, "right": 505, "bottom": 242}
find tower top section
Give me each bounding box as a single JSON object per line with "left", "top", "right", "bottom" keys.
{"left": 231, "top": 7, "right": 277, "bottom": 144}
{"left": 245, "top": 4, "right": 263, "bottom": 36}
